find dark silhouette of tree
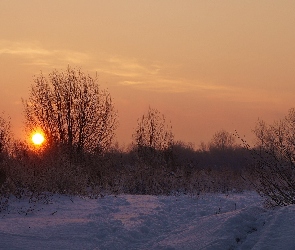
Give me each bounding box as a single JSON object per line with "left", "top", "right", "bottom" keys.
{"left": 197, "top": 130, "right": 249, "bottom": 171}
{"left": 23, "top": 67, "right": 118, "bottom": 154}
{"left": 251, "top": 108, "right": 295, "bottom": 205}
{"left": 209, "top": 129, "right": 236, "bottom": 151}
{"left": 133, "top": 107, "right": 174, "bottom": 164}
{"left": 0, "top": 113, "right": 11, "bottom": 187}
{"left": 0, "top": 113, "right": 11, "bottom": 159}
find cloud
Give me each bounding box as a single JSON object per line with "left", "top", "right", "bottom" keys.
{"left": 93, "top": 54, "right": 243, "bottom": 95}
{"left": 0, "top": 40, "right": 90, "bottom": 67}
{"left": 0, "top": 40, "right": 244, "bottom": 98}
{"left": 96, "top": 55, "right": 161, "bottom": 79}
{"left": 0, "top": 47, "right": 50, "bottom": 56}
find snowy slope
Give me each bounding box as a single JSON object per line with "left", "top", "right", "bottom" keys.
{"left": 0, "top": 192, "right": 294, "bottom": 250}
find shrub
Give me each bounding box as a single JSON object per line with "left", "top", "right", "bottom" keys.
{"left": 250, "top": 109, "right": 295, "bottom": 206}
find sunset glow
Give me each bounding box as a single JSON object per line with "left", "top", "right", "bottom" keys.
{"left": 31, "top": 132, "right": 45, "bottom": 146}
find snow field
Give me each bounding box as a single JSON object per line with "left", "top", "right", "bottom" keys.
{"left": 0, "top": 192, "right": 294, "bottom": 249}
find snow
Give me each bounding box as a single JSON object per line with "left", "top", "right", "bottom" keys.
{"left": 0, "top": 192, "right": 295, "bottom": 250}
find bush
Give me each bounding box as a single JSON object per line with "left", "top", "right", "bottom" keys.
{"left": 250, "top": 109, "right": 295, "bottom": 206}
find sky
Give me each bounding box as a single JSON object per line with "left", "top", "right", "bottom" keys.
{"left": 0, "top": 0, "right": 295, "bottom": 148}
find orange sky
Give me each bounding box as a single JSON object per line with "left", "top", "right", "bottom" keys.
{"left": 0, "top": 1, "right": 295, "bottom": 148}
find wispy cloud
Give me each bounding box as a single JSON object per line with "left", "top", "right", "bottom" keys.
{"left": 0, "top": 40, "right": 90, "bottom": 67}
{"left": 0, "top": 40, "right": 241, "bottom": 97}
{"left": 95, "top": 55, "right": 230, "bottom": 94}
{"left": 96, "top": 55, "right": 161, "bottom": 79}
{"left": 95, "top": 54, "right": 239, "bottom": 95}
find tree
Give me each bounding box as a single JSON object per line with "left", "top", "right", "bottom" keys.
{"left": 23, "top": 67, "right": 118, "bottom": 154}
{"left": 133, "top": 107, "right": 174, "bottom": 164}
{"left": 209, "top": 129, "right": 236, "bottom": 151}
{"left": 0, "top": 113, "right": 11, "bottom": 187}
{"left": 251, "top": 108, "right": 295, "bottom": 206}
{"left": 0, "top": 113, "right": 11, "bottom": 160}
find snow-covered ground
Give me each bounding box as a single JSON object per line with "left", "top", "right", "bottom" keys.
{"left": 0, "top": 192, "right": 294, "bottom": 250}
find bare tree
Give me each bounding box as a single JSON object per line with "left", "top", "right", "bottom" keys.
{"left": 23, "top": 67, "right": 118, "bottom": 154}
{"left": 0, "top": 113, "right": 11, "bottom": 159}
{"left": 0, "top": 113, "right": 11, "bottom": 187}
{"left": 209, "top": 129, "right": 236, "bottom": 151}
{"left": 133, "top": 107, "right": 174, "bottom": 164}
{"left": 251, "top": 109, "right": 295, "bottom": 205}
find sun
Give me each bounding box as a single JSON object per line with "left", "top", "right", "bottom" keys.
{"left": 31, "top": 132, "right": 45, "bottom": 146}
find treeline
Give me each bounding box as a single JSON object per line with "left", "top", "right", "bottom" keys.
{"left": 0, "top": 67, "right": 295, "bottom": 207}
{"left": 0, "top": 132, "right": 252, "bottom": 199}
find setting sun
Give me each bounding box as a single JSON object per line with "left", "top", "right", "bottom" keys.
{"left": 32, "top": 132, "right": 45, "bottom": 146}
